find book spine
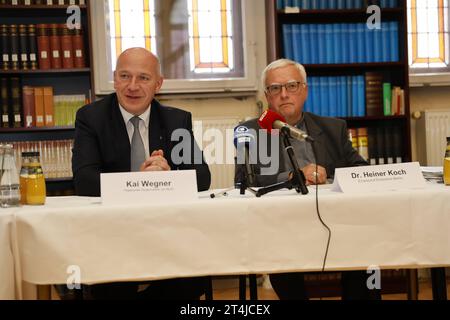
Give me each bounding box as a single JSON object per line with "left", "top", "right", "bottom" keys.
{"left": 382, "top": 82, "right": 392, "bottom": 116}
{"left": 43, "top": 86, "right": 54, "bottom": 126}
{"left": 0, "top": 24, "right": 10, "bottom": 71}
{"left": 357, "top": 127, "right": 369, "bottom": 161}
{"left": 10, "top": 25, "right": 20, "bottom": 71}
{"left": 34, "top": 87, "right": 45, "bottom": 127}
{"left": 28, "top": 24, "right": 38, "bottom": 70}
{"left": 10, "top": 77, "right": 22, "bottom": 128}
{"left": 18, "top": 24, "right": 29, "bottom": 70}
{"left": 72, "top": 27, "right": 86, "bottom": 68}
{"left": 49, "top": 23, "right": 62, "bottom": 69}
{"left": 22, "top": 86, "right": 35, "bottom": 128}
{"left": 1, "top": 78, "right": 9, "bottom": 128}
{"left": 60, "top": 24, "right": 74, "bottom": 69}
{"left": 37, "top": 24, "right": 51, "bottom": 70}
{"left": 365, "top": 72, "right": 383, "bottom": 116}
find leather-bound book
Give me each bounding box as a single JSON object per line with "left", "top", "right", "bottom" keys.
{"left": 22, "top": 86, "right": 35, "bottom": 128}
{"left": 60, "top": 24, "right": 74, "bottom": 69}
{"left": 43, "top": 86, "right": 54, "bottom": 127}
{"left": 365, "top": 72, "right": 383, "bottom": 116}
{"left": 19, "top": 24, "right": 29, "bottom": 70}
{"left": 34, "top": 87, "right": 45, "bottom": 127}
{"left": 72, "top": 27, "right": 86, "bottom": 68}
{"left": 49, "top": 23, "right": 62, "bottom": 69}
{"left": 9, "top": 25, "right": 20, "bottom": 71}
{"left": 0, "top": 78, "right": 10, "bottom": 128}
{"left": 37, "top": 24, "right": 51, "bottom": 70}
{"left": 10, "top": 77, "right": 22, "bottom": 128}
{"left": 28, "top": 24, "right": 38, "bottom": 70}
{"left": 0, "top": 24, "right": 10, "bottom": 71}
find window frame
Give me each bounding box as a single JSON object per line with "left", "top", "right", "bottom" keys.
{"left": 407, "top": 0, "right": 450, "bottom": 86}
{"left": 90, "top": 0, "right": 259, "bottom": 95}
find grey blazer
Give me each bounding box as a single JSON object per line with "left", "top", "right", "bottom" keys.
{"left": 234, "top": 112, "right": 367, "bottom": 186}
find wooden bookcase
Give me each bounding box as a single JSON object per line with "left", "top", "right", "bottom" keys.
{"left": 0, "top": 0, "right": 94, "bottom": 195}
{"left": 265, "top": 0, "right": 412, "bottom": 164}
{"left": 265, "top": 0, "right": 415, "bottom": 298}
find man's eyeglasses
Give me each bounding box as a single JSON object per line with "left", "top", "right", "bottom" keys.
{"left": 265, "top": 81, "right": 306, "bottom": 96}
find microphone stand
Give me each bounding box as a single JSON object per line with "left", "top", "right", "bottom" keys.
{"left": 255, "top": 127, "right": 309, "bottom": 197}
{"left": 239, "top": 151, "right": 258, "bottom": 197}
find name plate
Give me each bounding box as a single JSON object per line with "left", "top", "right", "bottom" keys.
{"left": 100, "top": 170, "right": 198, "bottom": 205}
{"left": 331, "top": 162, "right": 426, "bottom": 193}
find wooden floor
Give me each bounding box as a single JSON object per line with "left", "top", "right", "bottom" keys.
{"left": 208, "top": 276, "right": 450, "bottom": 300}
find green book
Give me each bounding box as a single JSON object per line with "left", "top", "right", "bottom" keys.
{"left": 383, "top": 82, "right": 392, "bottom": 116}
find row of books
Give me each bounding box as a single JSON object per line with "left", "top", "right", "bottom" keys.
{"left": 0, "top": 0, "right": 85, "bottom": 5}
{"left": 282, "top": 22, "right": 399, "bottom": 65}
{"left": 0, "top": 23, "right": 86, "bottom": 71}
{"left": 277, "top": 0, "right": 399, "bottom": 10}
{"left": 11, "top": 139, "right": 73, "bottom": 179}
{"left": 349, "top": 126, "right": 403, "bottom": 165}
{"left": 53, "top": 94, "right": 85, "bottom": 126}
{"left": 365, "top": 72, "right": 405, "bottom": 117}
{"left": 1, "top": 77, "right": 86, "bottom": 128}
{"left": 302, "top": 74, "right": 404, "bottom": 118}
{"left": 304, "top": 75, "right": 365, "bottom": 117}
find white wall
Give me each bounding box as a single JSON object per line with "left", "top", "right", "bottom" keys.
{"left": 410, "top": 86, "right": 450, "bottom": 161}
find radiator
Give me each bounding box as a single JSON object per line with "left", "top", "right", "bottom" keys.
{"left": 416, "top": 110, "right": 450, "bottom": 166}
{"left": 193, "top": 117, "right": 241, "bottom": 189}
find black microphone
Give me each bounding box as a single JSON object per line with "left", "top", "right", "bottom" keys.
{"left": 233, "top": 125, "right": 256, "bottom": 186}
{"left": 258, "top": 109, "right": 314, "bottom": 143}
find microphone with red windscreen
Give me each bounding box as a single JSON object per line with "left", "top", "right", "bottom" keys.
{"left": 258, "top": 110, "right": 314, "bottom": 142}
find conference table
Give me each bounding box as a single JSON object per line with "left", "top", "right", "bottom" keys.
{"left": 2, "top": 182, "right": 450, "bottom": 300}
{"left": 0, "top": 211, "right": 17, "bottom": 300}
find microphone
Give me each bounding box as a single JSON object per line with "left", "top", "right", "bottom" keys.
{"left": 233, "top": 125, "right": 256, "bottom": 186}
{"left": 258, "top": 109, "right": 314, "bottom": 143}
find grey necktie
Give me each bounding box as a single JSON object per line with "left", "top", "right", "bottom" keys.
{"left": 130, "top": 116, "right": 145, "bottom": 171}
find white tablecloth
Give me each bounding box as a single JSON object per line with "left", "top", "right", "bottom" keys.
{"left": 0, "top": 211, "right": 17, "bottom": 299}
{"left": 11, "top": 183, "right": 450, "bottom": 289}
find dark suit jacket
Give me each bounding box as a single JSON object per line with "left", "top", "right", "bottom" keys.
{"left": 72, "top": 93, "right": 211, "bottom": 196}
{"left": 235, "top": 112, "right": 367, "bottom": 186}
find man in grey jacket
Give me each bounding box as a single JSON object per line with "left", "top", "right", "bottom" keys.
{"left": 235, "top": 59, "right": 380, "bottom": 300}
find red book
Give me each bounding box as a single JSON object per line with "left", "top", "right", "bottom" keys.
{"left": 49, "top": 23, "right": 62, "bottom": 69}
{"left": 36, "top": 24, "right": 51, "bottom": 70}
{"left": 72, "top": 27, "right": 86, "bottom": 68}
{"left": 22, "top": 86, "right": 35, "bottom": 128}
{"left": 60, "top": 24, "right": 74, "bottom": 69}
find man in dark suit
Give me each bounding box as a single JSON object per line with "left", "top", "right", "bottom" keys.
{"left": 235, "top": 58, "right": 381, "bottom": 300}
{"left": 71, "top": 47, "right": 211, "bottom": 299}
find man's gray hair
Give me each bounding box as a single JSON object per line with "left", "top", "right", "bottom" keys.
{"left": 261, "top": 59, "right": 308, "bottom": 90}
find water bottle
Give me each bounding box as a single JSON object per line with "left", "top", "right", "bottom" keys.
{"left": 0, "top": 144, "right": 21, "bottom": 208}
{"left": 444, "top": 137, "right": 450, "bottom": 186}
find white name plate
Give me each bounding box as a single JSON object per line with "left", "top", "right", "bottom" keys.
{"left": 100, "top": 170, "right": 198, "bottom": 205}
{"left": 332, "top": 162, "right": 427, "bottom": 193}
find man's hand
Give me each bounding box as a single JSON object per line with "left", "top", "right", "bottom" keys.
{"left": 301, "top": 163, "right": 327, "bottom": 185}
{"left": 140, "top": 149, "right": 171, "bottom": 171}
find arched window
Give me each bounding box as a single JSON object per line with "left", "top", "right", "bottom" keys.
{"left": 91, "top": 0, "right": 258, "bottom": 94}
{"left": 407, "top": 0, "right": 450, "bottom": 84}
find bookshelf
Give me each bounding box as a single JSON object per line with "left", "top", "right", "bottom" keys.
{"left": 265, "top": 0, "right": 412, "bottom": 165}
{"left": 265, "top": 0, "right": 414, "bottom": 298}
{"left": 0, "top": 0, "right": 93, "bottom": 195}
